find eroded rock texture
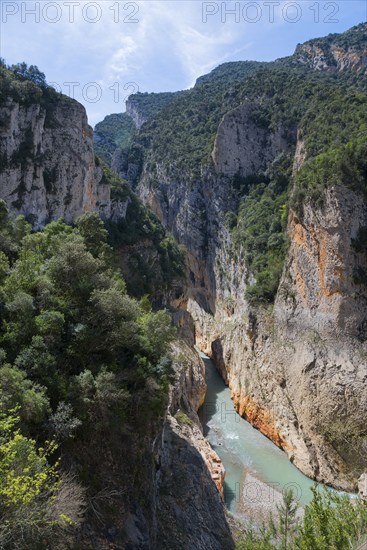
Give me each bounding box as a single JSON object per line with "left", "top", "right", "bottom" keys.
{"left": 0, "top": 96, "right": 109, "bottom": 228}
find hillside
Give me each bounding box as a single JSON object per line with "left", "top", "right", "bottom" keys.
{"left": 96, "top": 22, "right": 367, "bottom": 491}
{"left": 1, "top": 22, "right": 367, "bottom": 550}
{"left": 0, "top": 63, "right": 226, "bottom": 550}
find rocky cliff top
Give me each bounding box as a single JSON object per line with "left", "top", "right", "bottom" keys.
{"left": 96, "top": 23, "right": 367, "bottom": 491}
{"left": 293, "top": 22, "right": 367, "bottom": 73}
{"left": 126, "top": 90, "right": 186, "bottom": 128}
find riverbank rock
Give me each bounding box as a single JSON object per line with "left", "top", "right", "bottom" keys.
{"left": 154, "top": 340, "right": 233, "bottom": 549}
{"left": 358, "top": 473, "right": 367, "bottom": 500}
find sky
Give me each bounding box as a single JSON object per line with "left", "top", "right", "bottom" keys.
{"left": 0, "top": 0, "right": 366, "bottom": 126}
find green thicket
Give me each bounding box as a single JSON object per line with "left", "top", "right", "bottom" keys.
{"left": 237, "top": 486, "right": 367, "bottom": 550}
{"left": 231, "top": 156, "right": 291, "bottom": 303}
{"left": 134, "top": 61, "right": 265, "bottom": 172}
{"left": 0, "top": 201, "right": 177, "bottom": 547}
{"left": 107, "top": 196, "right": 185, "bottom": 297}
{"left": 94, "top": 113, "right": 136, "bottom": 165}
{"left": 127, "top": 90, "right": 186, "bottom": 120}
{"left": 126, "top": 26, "right": 365, "bottom": 304}
{"left": 93, "top": 91, "right": 185, "bottom": 165}
{"left": 0, "top": 61, "right": 65, "bottom": 112}
{"left": 97, "top": 159, "right": 186, "bottom": 297}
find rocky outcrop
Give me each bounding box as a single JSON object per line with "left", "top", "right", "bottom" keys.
{"left": 0, "top": 96, "right": 109, "bottom": 228}
{"left": 294, "top": 23, "right": 367, "bottom": 74}
{"left": 166, "top": 340, "right": 225, "bottom": 494}
{"left": 134, "top": 91, "right": 367, "bottom": 491}
{"left": 126, "top": 97, "right": 149, "bottom": 129}
{"left": 212, "top": 102, "right": 296, "bottom": 177}
{"left": 118, "top": 333, "right": 233, "bottom": 549}
{"left": 154, "top": 339, "right": 232, "bottom": 549}
{"left": 155, "top": 415, "right": 233, "bottom": 550}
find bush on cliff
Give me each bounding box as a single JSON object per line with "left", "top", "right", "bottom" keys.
{"left": 0, "top": 201, "right": 176, "bottom": 546}
{"left": 237, "top": 486, "right": 367, "bottom": 550}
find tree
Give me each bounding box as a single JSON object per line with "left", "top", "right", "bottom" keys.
{"left": 0, "top": 364, "right": 50, "bottom": 425}
{"left": 11, "top": 63, "right": 47, "bottom": 88}
{"left": 236, "top": 486, "right": 367, "bottom": 549}
{"left": 270, "top": 488, "right": 299, "bottom": 549}
{"left": 0, "top": 411, "right": 84, "bottom": 549}
{"left": 0, "top": 411, "right": 57, "bottom": 546}
{"left": 76, "top": 212, "right": 110, "bottom": 259}
{"left": 138, "top": 310, "right": 176, "bottom": 363}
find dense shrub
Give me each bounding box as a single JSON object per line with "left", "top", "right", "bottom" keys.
{"left": 237, "top": 486, "right": 367, "bottom": 549}
{"left": 0, "top": 202, "right": 177, "bottom": 546}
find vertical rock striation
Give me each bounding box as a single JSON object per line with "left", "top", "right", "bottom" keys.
{"left": 0, "top": 96, "right": 109, "bottom": 228}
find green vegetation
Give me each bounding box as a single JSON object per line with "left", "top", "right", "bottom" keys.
{"left": 0, "top": 61, "right": 64, "bottom": 113}
{"left": 128, "top": 90, "right": 186, "bottom": 120}
{"left": 116, "top": 24, "right": 366, "bottom": 303}
{"left": 93, "top": 91, "right": 186, "bottom": 165}
{"left": 133, "top": 61, "right": 266, "bottom": 172}
{"left": 94, "top": 113, "right": 136, "bottom": 165}
{"left": 0, "top": 411, "right": 74, "bottom": 548}
{"left": 0, "top": 201, "right": 177, "bottom": 547}
{"left": 174, "top": 410, "right": 193, "bottom": 426}
{"left": 237, "top": 486, "right": 367, "bottom": 550}
{"left": 292, "top": 137, "right": 367, "bottom": 212}
{"left": 231, "top": 157, "right": 292, "bottom": 303}
{"left": 103, "top": 166, "right": 186, "bottom": 296}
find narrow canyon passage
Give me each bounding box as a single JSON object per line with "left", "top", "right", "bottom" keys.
{"left": 198, "top": 351, "right": 321, "bottom": 521}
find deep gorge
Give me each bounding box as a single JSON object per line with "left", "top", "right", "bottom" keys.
{"left": 0, "top": 21, "right": 367, "bottom": 549}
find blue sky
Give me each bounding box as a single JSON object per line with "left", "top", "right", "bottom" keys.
{"left": 1, "top": 1, "right": 366, "bottom": 126}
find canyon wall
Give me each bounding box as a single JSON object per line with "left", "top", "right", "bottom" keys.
{"left": 0, "top": 96, "right": 110, "bottom": 228}
{"left": 136, "top": 93, "right": 367, "bottom": 490}
{"left": 123, "top": 332, "right": 233, "bottom": 549}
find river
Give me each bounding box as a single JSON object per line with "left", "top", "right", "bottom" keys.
{"left": 197, "top": 351, "right": 320, "bottom": 520}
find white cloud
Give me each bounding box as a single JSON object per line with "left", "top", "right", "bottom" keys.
{"left": 1, "top": 0, "right": 364, "bottom": 125}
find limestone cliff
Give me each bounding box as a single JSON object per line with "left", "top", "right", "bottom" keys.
{"left": 212, "top": 102, "right": 296, "bottom": 177}
{"left": 191, "top": 184, "right": 367, "bottom": 490}
{"left": 123, "top": 337, "right": 234, "bottom": 549}
{"left": 121, "top": 24, "right": 367, "bottom": 491}
{"left": 153, "top": 339, "right": 232, "bottom": 549}
{"left": 0, "top": 95, "right": 111, "bottom": 228}
{"left": 294, "top": 22, "right": 367, "bottom": 73}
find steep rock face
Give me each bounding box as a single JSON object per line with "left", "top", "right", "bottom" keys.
{"left": 167, "top": 340, "right": 225, "bottom": 495}
{"left": 294, "top": 23, "right": 367, "bottom": 73}
{"left": 136, "top": 106, "right": 367, "bottom": 490}
{"left": 295, "top": 42, "right": 367, "bottom": 73}
{"left": 188, "top": 184, "right": 367, "bottom": 490}
{"left": 0, "top": 97, "right": 109, "bottom": 228}
{"left": 212, "top": 102, "right": 295, "bottom": 177}
{"left": 156, "top": 416, "right": 233, "bottom": 550}
{"left": 123, "top": 337, "right": 233, "bottom": 549}
{"left": 155, "top": 339, "right": 232, "bottom": 549}
{"left": 126, "top": 97, "right": 149, "bottom": 129}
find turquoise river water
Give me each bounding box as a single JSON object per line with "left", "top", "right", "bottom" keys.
{"left": 197, "top": 351, "right": 321, "bottom": 518}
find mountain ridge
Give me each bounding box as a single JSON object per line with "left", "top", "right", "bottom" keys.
{"left": 94, "top": 21, "right": 367, "bottom": 491}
